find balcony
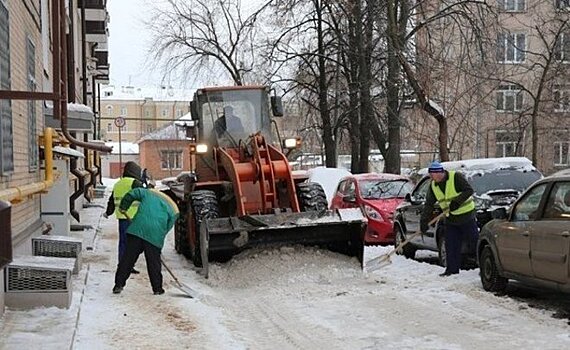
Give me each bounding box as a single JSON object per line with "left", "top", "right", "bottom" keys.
{"left": 79, "top": 0, "right": 106, "bottom": 9}
{"left": 85, "top": 20, "right": 108, "bottom": 44}
{"left": 85, "top": 8, "right": 106, "bottom": 22}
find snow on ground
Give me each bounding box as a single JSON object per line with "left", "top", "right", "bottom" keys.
{"left": 1, "top": 187, "right": 570, "bottom": 349}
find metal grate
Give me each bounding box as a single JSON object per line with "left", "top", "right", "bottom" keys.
{"left": 32, "top": 236, "right": 81, "bottom": 258}
{"left": 5, "top": 265, "right": 69, "bottom": 292}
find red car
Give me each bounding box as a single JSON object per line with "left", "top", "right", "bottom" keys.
{"left": 331, "top": 173, "right": 413, "bottom": 245}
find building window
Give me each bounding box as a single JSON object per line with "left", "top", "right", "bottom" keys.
{"left": 120, "top": 106, "right": 127, "bottom": 116}
{"left": 107, "top": 123, "right": 112, "bottom": 132}
{"left": 554, "top": 32, "right": 570, "bottom": 62}
{"left": 498, "top": 0, "right": 526, "bottom": 12}
{"left": 554, "top": 141, "right": 570, "bottom": 166}
{"left": 146, "top": 124, "right": 153, "bottom": 133}
{"left": 0, "top": 2, "right": 13, "bottom": 174}
{"left": 497, "top": 33, "right": 526, "bottom": 63}
{"left": 106, "top": 105, "right": 113, "bottom": 116}
{"left": 496, "top": 84, "right": 524, "bottom": 111}
{"left": 176, "top": 109, "right": 183, "bottom": 118}
{"left": 162, "top": 109, "right": 169, "bottom": 117}
{"left": 495, "top": 130, "right": 524, "bottom": 157}
{"left": 144, "top": 109, "right": 150, "bottom": 118}
{"left": 553, "top": 86, "right": 570, "bottom": 112}
{"left": 27, "top": 37, "right": 38, "bottom": 171}
{"left": 104, "top": 91, "right": 113, "bottom": 97}
{"left": 160, "top": 150, "right": 183, "bottom": 170}
{"left": 556, "top": 0, "right": 570, "bottom": 10}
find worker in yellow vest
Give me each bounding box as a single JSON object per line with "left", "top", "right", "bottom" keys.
{"left": 420, "top": 161, "right": 478, "bottom": 276}
{"left": 104, "top": 161, "right": 144, "bottom": 273}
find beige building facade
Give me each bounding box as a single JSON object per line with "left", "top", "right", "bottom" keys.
{"left": 100, "top": 85, "right": 192, "bottom": 143}
{"left": 406, "top": 1, "right": 570, "bottom": 174}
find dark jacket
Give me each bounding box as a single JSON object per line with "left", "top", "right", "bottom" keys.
{"left": 105, "top": 161, "right": 143, "bottom": 216}
{"left": 420, "top": 170, "right": 475, "bottom": 231}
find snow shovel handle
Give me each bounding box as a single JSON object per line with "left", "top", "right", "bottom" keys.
{"left": 365, "top": 211, "right": 447, "bottom": 272}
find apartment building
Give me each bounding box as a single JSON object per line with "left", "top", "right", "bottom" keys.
{"left": 0, "top": 0, "right": 110, "bottom": 314}
{"left": 406, "top": 0, "right": 569, "bottom": 174}
{"left": 100, "top": 85, "right": 192, "bottom": 143}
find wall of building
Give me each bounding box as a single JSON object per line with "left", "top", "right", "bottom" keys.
{"left": 100, "top": 153, "right": 140, "bottom": 178}
{"left": 2, "top": 1, "right": 45, "bottom": 253}
{"left": 139, "top": 140, "right": 191, "bottom": 180}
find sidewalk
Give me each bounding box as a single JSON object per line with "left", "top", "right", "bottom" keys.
{"left": 0, "top": 192, "right": 226, "bottom": 350}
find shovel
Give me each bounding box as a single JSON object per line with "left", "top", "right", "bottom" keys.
{"left": 364, "top": 211, "right": 447, "bottom": 273}
{"left": 161, "top": 257, "right": 199, "bottom": 299}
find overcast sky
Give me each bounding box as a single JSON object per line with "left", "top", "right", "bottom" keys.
{"left": 107, "top": 0, "right": 156, "bottom": 87}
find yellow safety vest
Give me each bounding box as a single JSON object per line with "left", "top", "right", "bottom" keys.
{"left": 431, "top": 170, "right": 475, "bottom": 216}
{"left": 113, "top": 178, "right": 139, "bottom": 219}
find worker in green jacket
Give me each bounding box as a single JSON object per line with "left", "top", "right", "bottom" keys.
{"left": 113, "top": 187, "right": 179, "bottom": 295}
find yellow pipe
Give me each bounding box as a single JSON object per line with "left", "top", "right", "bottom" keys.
{"left": 0, "top": 127, "right": 55, "bottom": 203}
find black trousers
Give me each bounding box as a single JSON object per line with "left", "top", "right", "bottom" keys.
{"left": 114, "top": 234, "right": 163, "bottom": 293}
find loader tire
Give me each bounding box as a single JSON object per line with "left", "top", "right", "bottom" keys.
{"left": 296, "top": 182, "right": 328, "bottom": 212}
{"left": 175, "top": 213, "right": 192, "bottom": 259}
{"left": 190, "top": 190, "right": 220, "bottom": 268}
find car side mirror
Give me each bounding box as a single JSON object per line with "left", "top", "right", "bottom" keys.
{"left": 343, "top": 195, "right": 357, "bottom": 203}
{"left": 271, "top": 96, "right": 284, "bottom": 117}
{"left": 492, "top": 207, "right": 508, "bottom": 220}
{"left": 405, "top": 193, "right": 412, "bottom": 202}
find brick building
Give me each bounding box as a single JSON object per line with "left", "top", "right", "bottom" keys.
{"left": 0, "top": 0, "right": 110, "bottom": 314}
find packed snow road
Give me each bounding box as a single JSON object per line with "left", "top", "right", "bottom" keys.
{"left": 2, "top": 202, "right": 570, "bottom": 349}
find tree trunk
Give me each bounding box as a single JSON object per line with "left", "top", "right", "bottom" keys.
{"left": 316, "top": 0, "right": 336, "bottom": 167}
{"left": 385, "top": 0, "right": 401, "bottom": 173}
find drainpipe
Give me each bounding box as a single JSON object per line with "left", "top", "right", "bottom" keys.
{"left": 56, "top": 0, "right": 111, "bottom": 154}
{"left": 0, "top": 128, "right": 55, "bottom": 202}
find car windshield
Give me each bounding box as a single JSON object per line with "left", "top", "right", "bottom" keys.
{"left": 359, "top": 179, "right": 413, "bottom": 199}
{"left": 467, "top": 169, "right": 542, "bottom": 195}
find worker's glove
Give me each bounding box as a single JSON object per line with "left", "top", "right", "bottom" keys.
{"left": 449, "top": 200, "right": 460, "bottom": 212}
{"left": 103, "top": 213, "right": 109, "bottom": 219}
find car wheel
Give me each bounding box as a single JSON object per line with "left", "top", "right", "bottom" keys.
{"left": 480, "top": 246, "right": 508, "bottom": 293}
{"left": 437, "top": 234, "right": 447, "bottom": 268}
{"left": 394, "top": 225, "right": 416, "bottom": 259}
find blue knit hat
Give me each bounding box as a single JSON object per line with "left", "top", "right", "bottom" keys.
{"left": 428, "top": 161, "right": 444, "bottom": 173}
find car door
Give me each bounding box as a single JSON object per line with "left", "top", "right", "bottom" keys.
{"left": 330, "top": 180, "right": 347, "bottom": 209}
{"left": 495, "top": 183, "right": 548, "bottom": 277}
{"left": 530, "top": 181, "right": 570, "bottom": 284}
{"left": 402, "top": 177, "right": 434, "bottom": 248}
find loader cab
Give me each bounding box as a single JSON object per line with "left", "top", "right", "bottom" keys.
{"left": 191, "top": 86, "right": 278, "bottom": 148}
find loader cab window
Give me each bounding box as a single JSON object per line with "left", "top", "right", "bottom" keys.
{"left": 197, "top": 89, "right": 273, "bottom": 147}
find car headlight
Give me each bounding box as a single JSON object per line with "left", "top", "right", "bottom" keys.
{"left": 196, "top": 144, "right": 208, "bottom": 154}
{"left": 474, "top": 196, "right": 492, "bottom": 210}
{"left": 364, "top": 205, "right": 384, "bottom": 222}
{"left": 283, "top": 137, "right": 301, "bottom": 149}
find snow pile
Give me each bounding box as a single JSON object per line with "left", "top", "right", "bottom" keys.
{"left": 307, "top": 167, "right": 351, "bottom": 206}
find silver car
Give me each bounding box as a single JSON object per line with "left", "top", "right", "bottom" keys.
{"left": 478, "top": 169, "right": 570, "bottom": 293}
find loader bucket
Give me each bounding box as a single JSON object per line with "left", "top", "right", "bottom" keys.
{"left": 200, "top": 208, "right": 367, "bottom": 277}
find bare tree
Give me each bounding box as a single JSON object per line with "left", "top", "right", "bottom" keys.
{"left": 147, "top": 0, "right": 271, "bottom": 86}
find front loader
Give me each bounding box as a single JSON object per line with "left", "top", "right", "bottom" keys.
{"left": 167, "top": 86, "right": 366, "bottom": 277}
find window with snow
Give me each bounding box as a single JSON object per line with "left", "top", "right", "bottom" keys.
{"left": 554, "top": 32, "right": 570, "bottom": 62}
{"left": 160, "top": 150, "right": 183, "bottom": 170}
{"left": 554, "top": 141, "right": 570, "bottom": 166}
{"left": 162, "top": 109, "right": 169, "bottom": 117}
{"left": 120, "top": 106, "right": 127, "bottom": 116}
{"left": 495, "top": 130, "right": 524, "bottom": 157}
{"left": 146, "top": 124, "right": 153, "bottom": 133}
{"left": 498, "top": 0, "right": 526, "bottom": 12}
{"left": 496, "top": 33, "right": 526, "bottom": 63}
{"left": 553, "top": 86, "right": 570, "bottom": 112}
{"left": 107, "top": 123, "right": 112, "bottom": 132}
{"left": 496, "top": 84, "right": 524, "bottom": 112}
{"left": 106, "top": 105, "right": 113, "bottom": 116}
